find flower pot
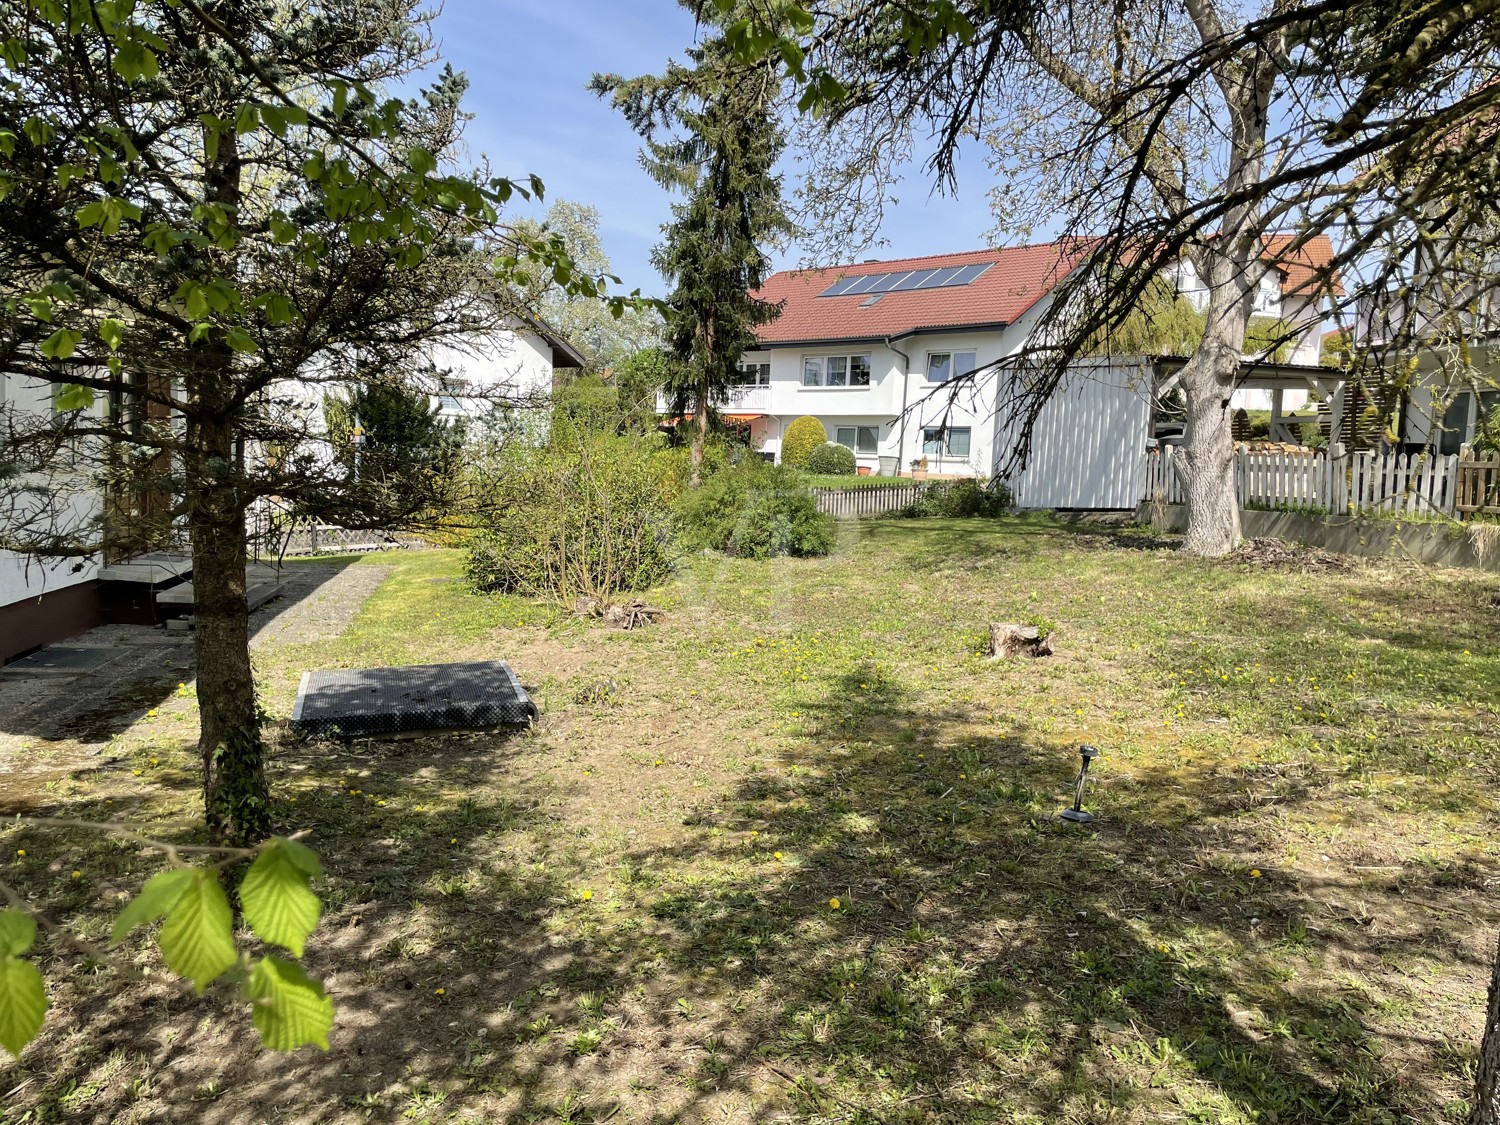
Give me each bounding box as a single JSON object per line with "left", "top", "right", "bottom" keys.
{"left": 856, "top": 466, "right": 872, "bottom": 476}
{"left": 912, "top": 469, "right": 928, "bottom": 480}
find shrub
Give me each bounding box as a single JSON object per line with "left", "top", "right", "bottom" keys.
{"left": 896, "top": 478, "right": 1013, "bottom": 519}
{"left": 804, "top": 442, "right": 856, "bottom": 475}
{"left": 466, "top": 424, "right": 677, "bottom": 600}
{"left": 676, "top": 461, "right": 834, "bottom": 559}
{"left": 780, "top": 416, "right": 828, "bottom": 469}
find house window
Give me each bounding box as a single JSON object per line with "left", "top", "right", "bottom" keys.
{"left": 802, "top": 353, "right": 872, "bottom": 387}
{"left": 438, "top": 377, "right": 470, "bottom": 414}
{"left": 836, "top": 425, "right": 879, "bottom": 454}
{"left": 733, "top": 361, "right": 770, "bottom": 386}
{"left": 923, "top": 426, "right": 971, "bottom": 457}
{"left": 926, "top": 351, "right": 977, "bottom": 382}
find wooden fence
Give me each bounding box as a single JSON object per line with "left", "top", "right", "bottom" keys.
{"left": 812, "top": 483, "right": 927, "bottom": 518}
{"left": 1144, "top": 445, "right": 1496, "bottom": 518}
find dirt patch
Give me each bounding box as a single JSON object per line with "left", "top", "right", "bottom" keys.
{"left": 1227, "top": 536, "right": 1356, "bottom": 572}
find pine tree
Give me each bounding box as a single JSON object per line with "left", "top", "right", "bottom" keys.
{"left": 594, "top": 2, "right": 792, "bottom": 486}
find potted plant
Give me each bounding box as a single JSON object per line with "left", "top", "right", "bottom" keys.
{"left": 910, "top": 456, "right": 929, "bottom": 480}
{"left": 856, "top": 465, "right": 872, "bottom": 476}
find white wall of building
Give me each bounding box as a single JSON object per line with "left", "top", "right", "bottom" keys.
{"left": 428, "top": 327, "right": 557, "bottom": 420}
{"left": 0, "top": 369, "right": 103, "bottom": 610}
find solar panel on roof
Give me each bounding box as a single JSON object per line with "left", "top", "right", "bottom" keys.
{"left": 816, "top": 261, "right": 994, "bottom": 297}
{"left": 844, "top": 274, "right": 885, "bottom": 295}
{"left": 890, "top": 269, "right": 941, "bottom": 291}
{"left": 819, "top": 276, "right": 862, "bottom": 297}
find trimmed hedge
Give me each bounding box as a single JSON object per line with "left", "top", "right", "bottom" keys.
{"left": 805, "top": 442, "right": 856, "bottom": 475}
{"left": 780, "top": 416, "right": 828, "bottom": 469}
{"left": 676, "top": 461, "right": 834, "bottom": 558}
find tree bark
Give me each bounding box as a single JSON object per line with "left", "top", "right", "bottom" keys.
{"left": 1472, "top": 931, "right": 1500, "bottom": 1125}
{"left": 186, "top": 392, "right": 271, "bottom": 846}
{"left": 689, "top": 397, "right": 708, "bottom": 489}
{"left": 1177, "top": 340, "right": 1244, "bottom": 557}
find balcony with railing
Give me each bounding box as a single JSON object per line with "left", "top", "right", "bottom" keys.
{"left": 655, "top": 383, "right": 773, "bottom": 415}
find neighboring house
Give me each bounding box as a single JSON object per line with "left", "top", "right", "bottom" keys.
{"left": 1357, "top": 271, "right": 1500, "bottom": 454}
{"left": 428, "top": 318, "right": 586, "bottom": 422}
{"left": 702, "top": 238, "right": 1337, "bottom": 478}
{"left": 0, "top": 369, "right": 108, "bottom": 663}
{"left": 1178, "top": 233, "right": 1341, "bottom": 412}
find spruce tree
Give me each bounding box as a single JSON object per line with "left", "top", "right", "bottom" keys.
{"left": 594, "top": 2, "right": 791, "bottom": 486}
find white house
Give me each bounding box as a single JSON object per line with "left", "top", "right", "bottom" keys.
{"left": 428, "top": 317, "right": 585, "bottom": 421}
{"left": 704, "top": 238, "right": 1338, "bottom": 480}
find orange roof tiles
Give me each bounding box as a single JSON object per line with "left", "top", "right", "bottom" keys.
{"left": 752, "top": 234, "right": 1339, "bottom": 347}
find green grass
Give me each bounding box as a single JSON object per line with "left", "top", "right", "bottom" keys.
{"left": 4, "top": 517, "right": 1498, "bottom": 1124}
{"left": 800, "top": 473, "right": 913, "bottom": 488}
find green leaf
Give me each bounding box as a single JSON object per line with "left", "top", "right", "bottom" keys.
{"left": 224, "top": 327, "right": 259, "bottom": 354}
{"left": 98, "top": 317, "right": 124, "bottom": 351}
{"left": 55, "top": 384, "right": 95, "bottom": 412}
{"left": 158, "top": 870, "right": 236, "bottom": 993}
{"left": 110, "top": 867, "right": 195, "bottom": 944}
{"left": 244, "top": 956, "right": 333, "bottom": 1051}
{"left": 111, "top": 40, "right": 159, "bottom": 83}
{"left": 39, "top": 328, "right": 80, "bottom": 360}
{"left": 240, "top": 838, "right": 321, "bottom": 957}
{"left": 0, "top": 957, "right": 47, "bottom": 1057}
{"left": 407, "top": 146, "right": 436, "bottom": 176}
{"left": 0, "top": 911, "right": 36, "bottom": 957}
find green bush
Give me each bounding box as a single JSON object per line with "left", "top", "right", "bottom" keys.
{"left": 780, "top": 416, "right": 828, "bottom": 469}
{"left": 676, "top": 461, "right": 834, "bottom": 559}
{"left": 804, "top": 442, "right": 856, "bottom": 475}
{"left": 466, "top": 423, "right": 677, "bottom": 599}
{"left": 896, "top": 478, "right": 1013, "bottom": 519}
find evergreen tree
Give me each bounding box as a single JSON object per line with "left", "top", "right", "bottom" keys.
{"left": 594, "top": 2, "right": 792, "bottom": 487}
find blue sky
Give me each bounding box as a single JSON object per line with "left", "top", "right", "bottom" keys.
{"left": 430, "top": 0, "right": 1000, "bottom": 297}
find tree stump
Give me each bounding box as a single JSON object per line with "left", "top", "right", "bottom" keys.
{"left": 988, "top": 622, "right": 1053, "bottom": 659}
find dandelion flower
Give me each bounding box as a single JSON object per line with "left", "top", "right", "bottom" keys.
{"left": 580, "top": 889, "right": 593, "bottom": 901}
{"left": 434, "top": 987, "right": 446, "bottom": 995}
{"left": 829, "top": 897, "right": 842, "bottom": 910}
{"left": 449, "top": 837, "right": 457, "bottom": 844}
{"left": 71, "top": 870, "right": 81, "bottom": 879}
{"left": 1157, "top": 943, "right": 1170, "bottom": 954}
{"left": 149, "top": 757, "right": 159, "bottom": 766}
{"left": 774, "top": 851, "right": 784, "bottom": 860}
{"left": 1250, "top": 869, "right": 1262, "bottom": 878}
{"left": 377, "top": 800, "right": 387, "bottom": 807}
{"left": 147, "top": 709, "right": 159, "bottom": 717}
{"left": 14, "top": 850, "right": 24, "bottom": 857}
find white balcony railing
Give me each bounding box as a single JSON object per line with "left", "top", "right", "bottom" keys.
{"left": 655, "top": 384, "right": 772, "bottom": 415}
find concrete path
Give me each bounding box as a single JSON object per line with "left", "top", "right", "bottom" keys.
{"left": 0, "top": 561, "right": 394, "bottom": 773}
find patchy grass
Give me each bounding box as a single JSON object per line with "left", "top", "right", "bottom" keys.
{"left": 3, "top": 517, "right": 1499, "bottom": 1124}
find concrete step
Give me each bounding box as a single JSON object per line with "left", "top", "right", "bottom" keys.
{"left": 158, "top": 578, "right": 284, "bottom": 611}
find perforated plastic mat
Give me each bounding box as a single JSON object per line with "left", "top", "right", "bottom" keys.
{"left": 290, "top": 661, "right": 537, "bottom": 738}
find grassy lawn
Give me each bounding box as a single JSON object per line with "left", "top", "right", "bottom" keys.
{"left": 4, "top": 516, "right": 1499, "bottom": 1124}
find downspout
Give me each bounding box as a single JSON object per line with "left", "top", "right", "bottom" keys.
{"left": 886, "top": 335, "right": 912, "bottom": 476}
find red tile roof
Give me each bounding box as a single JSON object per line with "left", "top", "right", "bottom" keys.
{"left": 1261, "top": 233, "right": 1342, "bottom": 297}
{"left": 754, "top": 234, "right": 1339, "bottom": 346}
{"left": 752, "top": 242, "right": 1089, "bottom": 345}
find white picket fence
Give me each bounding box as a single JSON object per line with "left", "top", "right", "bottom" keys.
{"left": 1144, "top": 445, "right": 1483, "bottom": 517}
{"left": 812, "top": 483, "right": 927, "bottom": 518}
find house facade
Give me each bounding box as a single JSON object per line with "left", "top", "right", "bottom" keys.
{"left": 428, "top": 318, "right": 585, "bottom": 422}
{"left": 709, "top": 238, "right": 1336, "bottom": 477}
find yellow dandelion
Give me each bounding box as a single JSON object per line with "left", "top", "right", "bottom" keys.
{"left": 71, "top": 870, "right": 81, "bottom": 879}
{"left": 14, "top": 849, "right": 24, "bottom": 857}
{"left": 377, "top": 799, "right": 387, "bottom": 807}
{"left": 149, "top": 757, "right": 159, "bottom": 766}
{"left": 829, "top": 897, "right": 842, "bottom": 910}
{"left": 774, "top": 851, "right": 784, "bottom": 860}
{"left": 147, "top": 708, "right": 159, "bottom": 717}
{"left": 1250, "top": 869, "right": 1262, "bottom": 878}
{"left": 449, "top": 837, "right": 457, "bottom": 844}
{"left": 434, "top": 987, "right": 445, "bottom": 995}
{"left": 580, "top": 889, "right": 593, "bottom": 901}
{"left": 1157, "top": 943, "right": 1170, "bottom": 954}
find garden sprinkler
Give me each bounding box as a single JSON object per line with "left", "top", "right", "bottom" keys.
{"left": 1058, "top": 744, "right": 1101, "bottom": 824}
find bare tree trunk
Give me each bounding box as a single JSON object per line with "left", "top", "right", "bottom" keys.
{"left": 1177, "top": 329, "right": 1244, "bottom": 557}
{"left": 186, "top": 395, "right": 271, "bottom": 846}
{"left": 1472, "top": 932, "right": 1500, "bottom": 1125}
{"left": 689, "top": 378, "right": 709, "bottom": 489}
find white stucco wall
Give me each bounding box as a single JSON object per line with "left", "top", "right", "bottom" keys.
{"left": 428, "top": 328, "right": 556, "bottom": 419}
{"left": 0, "top": 369, "right": 103, "bottom": 610}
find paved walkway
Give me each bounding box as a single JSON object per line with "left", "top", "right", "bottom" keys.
{"left": 0, "top": 562, "right": 394, "bottom": 773}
